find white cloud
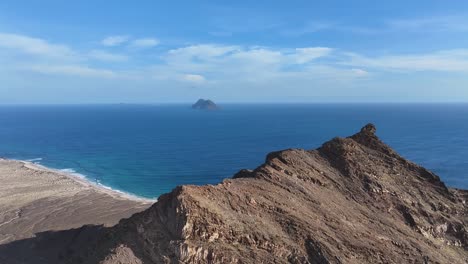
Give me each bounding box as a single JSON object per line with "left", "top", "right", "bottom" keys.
{"left": 293, "top": 47, "right": 333, "bottom": 64}
{"left": 0, "top": 33, "right": 75, "bottom": 58}
{"left": 26, "top": 64, "right": 117, "bottom": 78}
{"left": 182, "top": 74, "right": 205, "bottom": 83}
{"left": 350, "top": 68, "right": 369, "bottom": 77}
{"left": 131, "top": 38, "right": 159, "bottom": 48}
{"left": 343, "top": 49, "right": 468, "bottom": 73}
{"left": 229, "top": 48, "right": 283, "bottom": 66}
{"left": 101, "top": 35, "right": 130, "bottom": 46}
{"left": 88, "top": 50, "right": 128, "bottom": 62}
{"left": 164, "top": 44, "right": 331, "bottom": 72}
{"left": 0, "top": 32, "right": 133, "bottom": 79}
{"left": 152, "top": 44, "right": 340, "bottom": 84}
{"left": 6, "top": 30, "right": 468, "bottom": 92}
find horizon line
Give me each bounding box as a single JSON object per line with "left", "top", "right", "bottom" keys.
{"left": 1, "top": 101, "right": 468, "bottom": 106}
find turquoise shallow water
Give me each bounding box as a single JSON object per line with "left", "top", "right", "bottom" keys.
{"left": 0, "top": 104, "right": 467, "bottom": 198}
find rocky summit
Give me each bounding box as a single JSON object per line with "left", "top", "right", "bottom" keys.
{"left": 2, "top": 124, "right": 468, "bottom": 264}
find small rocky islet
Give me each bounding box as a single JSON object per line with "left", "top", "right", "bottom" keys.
{"left": 191, "top": 99, "right": 219, "bottom": 110}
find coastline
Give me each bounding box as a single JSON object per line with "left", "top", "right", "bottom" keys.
{"left": 15, "top": 158, "right": 157, "bottom": 203}
{"left": 0, "top": 158, "right": 153, "bottom": 244}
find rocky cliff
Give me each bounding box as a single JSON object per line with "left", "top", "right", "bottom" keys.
{"left": 3, "top": 124, "right": 468, "bottom": 264}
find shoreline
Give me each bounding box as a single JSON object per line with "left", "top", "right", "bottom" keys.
{"left": 0, "top": 158, "right": 154, "bottom": 244}
{"left": 6, "top": 158, "right": 157, "bottom": 204}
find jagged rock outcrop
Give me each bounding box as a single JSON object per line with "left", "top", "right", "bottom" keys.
{"left": 192, "top": 99, "right": 219, "bottom": 110}
{"left": 4, "top": 124, "right": 468, "bottom": 263}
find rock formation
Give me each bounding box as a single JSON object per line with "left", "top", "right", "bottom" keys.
{"left": 192, "top": 99, "right": 219, "bottom": 110}
{"left": 2, "top": 124, "right": 467, "bottom": 263}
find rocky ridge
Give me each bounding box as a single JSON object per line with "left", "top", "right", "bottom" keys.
{"left": 2, "top": 124, "right": 467, "bottom": 263}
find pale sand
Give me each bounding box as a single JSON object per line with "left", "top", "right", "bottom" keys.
{"left": 0, "top": 158, "right": 153, "bottom": 244}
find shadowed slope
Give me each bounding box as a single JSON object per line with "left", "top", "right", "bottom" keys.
{"left": 2, "top": 124, "right": 467, "bottom": 263}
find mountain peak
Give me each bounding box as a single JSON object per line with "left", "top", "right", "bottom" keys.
{"left": 360, "top": 123, "right": 377, "bottom": 134}
{"left": 6, "top": 125, "right": 467, "bottom": 264}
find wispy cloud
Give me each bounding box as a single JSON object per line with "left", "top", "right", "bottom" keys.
{"left": 0, "top": 32, "right": 131, "bottom": 79}
{"left": 280, "top": 20, "right": 383, "bottom": 37}
{"left": 182, "top": 74, "right": 205, "bottom": 83}
{"left": 167, "top": 44, "right": 239, "bottom": 59}
{"left": 2, "top": 31, "right": 467, "bottom": 90}
{"left": 281, "top": 21, "right": 335, "bottom": 36}
{"left": 101, "top": 35, "right": 130, "bottom": 46}
{"left": 342, "top": 49, "right": 468, "bottom": 73}
{"left": 0, "top": 33, "right": 76, "bottom": 59}
{"left": 102, "top": 35, "right": 160, "bottom": 48}
{"left": 25, "top": 64, "right": 117, "bottom": 78}
{"left": 293, "top": 47, "right": 333, "bottom": 64}
{"left": 280, "top": 14, "right": 468, "bottom": 37}
{"left": 387, "top": 15, "right": 468, "bottom": 32}
{"left": 131, "top": 38, "right": 159, "bottom": 48}
{"left": 350, "top": 68, "right": 370, "bottom": 77}
{"left": 88, "top": 50, "right": 128, "bottom": 62}
{"left": 152, "top": 44, "right": 349, "bottom": 84}
{"left": 165, "top": 44, "right": 333, "bottom": 68}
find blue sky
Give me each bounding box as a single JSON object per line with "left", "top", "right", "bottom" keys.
{"left": 1, "top": 0, "right": 468, "bottom": 103}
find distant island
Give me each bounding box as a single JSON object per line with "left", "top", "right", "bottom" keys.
{"left": 192, "top": 99, "right": 219, "bottom": 110}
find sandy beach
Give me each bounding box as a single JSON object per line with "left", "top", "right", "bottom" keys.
{"left": 0, "top": 158, "right": 153, "bottom": 245}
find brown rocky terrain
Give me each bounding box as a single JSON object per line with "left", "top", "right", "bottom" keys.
{"left": 0, "top": 158, "right": 152, "bottom": 242}
{"left": 1, "top": 124, "right": 467, "bottom": 263}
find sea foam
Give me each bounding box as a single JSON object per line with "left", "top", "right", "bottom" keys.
{"left": 26, "top": 158, "right": 43, "bottom": 162}
{"left": 55, "top": 167, "right": 156, "bottom": 202}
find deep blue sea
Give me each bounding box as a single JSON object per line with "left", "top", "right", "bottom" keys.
{"left": 0, "top": 104, "right": 467, "bottom": 198}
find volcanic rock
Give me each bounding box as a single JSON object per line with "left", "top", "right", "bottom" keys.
{"left": 3, "top": 124, "right": 468, "bottom": 263}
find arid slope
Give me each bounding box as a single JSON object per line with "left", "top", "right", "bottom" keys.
{"left": 2, "top": 124, "right": 467, "bottom": 264}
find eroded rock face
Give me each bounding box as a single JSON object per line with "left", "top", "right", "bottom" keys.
{"left": 61, "top": 124, "right": 468, "bottom": 263}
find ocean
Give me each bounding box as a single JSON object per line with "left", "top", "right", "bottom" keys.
{"left": 0, "top": 104, "right": 467, "bottom": 198}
